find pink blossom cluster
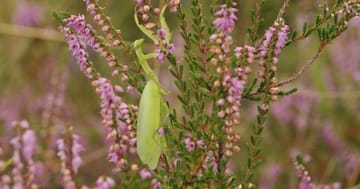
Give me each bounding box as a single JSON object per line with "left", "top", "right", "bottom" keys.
{"left": 155, "top": 28, "right": 175, "bottom": 62}
{"left": 60, "top": 26, "right": 95, "bottom": 79}
{"left": 184, "top": 134, "right": 204, "bottom": 152}
{"left": 95, "top": 176, "right": 116, "bottom": 189}
{"left": 213, "top": 4, "right": 238, "bottom": 35}
{"left": 9, "top": 121, "right": 38, "bottom": 189}
{"left": 295, "top": 162, "right": 316, "bottom": 189}
{"left": 93, "top": 77, "right": 137, "bottom": 172}
{"left": 57, "top": 132, "right": 84, "bottom": 189}
{"left": 64, "top": 15, "right": 118, "bottom": 68}
{"left": 260, "top": 20, "right": 290, "bottom": 64}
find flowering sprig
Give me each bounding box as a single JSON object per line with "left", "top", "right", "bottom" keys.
{"left": 9, "top": 120, "right": 39, "bottom": 189}
{"left": 57, "top": 126, "right": 84, "bottom": 189}
{"left": 92, "top": 77, "right": 137, "bottom": 172}
{"left": 213, "top": 4, "right": 238, "bottom": 35}
{"left": 83, "top": 0, "right": 129, "bottom": 50}
{"left": 294, "top": 158, "right": 316, "bottom": 189}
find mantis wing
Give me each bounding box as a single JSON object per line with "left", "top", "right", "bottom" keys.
{"left": 136, "top": 80, "right": 161, "bottom": 170}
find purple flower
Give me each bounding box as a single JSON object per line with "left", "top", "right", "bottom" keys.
{"left": 234, "top": 45, "right": 256, "bottom": 64}
{"left": 184, "top": 136, "right": 195, "bottom": 152}
{"left": 167, "top": 43, "right": 175, "bottom": 55}
{"left": 93, "top": 77, "right": 137, "bottom": 172}
{"left": 155, "top": 49, "right": 165, "bottom": 62}
{"left": 57, "top": 131, "right": 85, "bottom": 189}
{"left": 60, "top": 26, "right": 94, "bottom": 79}
{"left": 13, "top": 2, "right": 43, "bottom": 26}
{"left": 274, "top": 24, "right": 290, "bottom": 56}
{"left": 196, "top": 140, "right": 205, "bottom": 149}
{"left": 259, "top": 163, "right": 282, "bottom": 189}
{"left": 213, "top": 4, "right": 238, "bottom": 34}
{"left": 21, "top": 130, "right": 36, "bottom": 161}
{"left": 295, "top": 162, "right": 316, "bottom": 189}
{"left": 151, "top": 179, "right": 162, "bottom": 189}
{"left": 139, "top": 169, "right": 153, "bottom": 180}
{"left": 96, "top": 176, "right": 115, "bottom": 189}
{"left": 63, "top": 15, "right": 118, "bottom": 68}
{"left": 228, "top": 77, "right": 245, "bottom": 102}
{"left": 114, "top": 85, "right": 124, "bottom": 93}
{"left": 0, "top": 175, "right": 11, "bottom": 189}
{"left": 157, "top": 28, "right": 167, "bottom": 39}
{"left": 10, "top": 124, "right": 38, "bottom": 188}
{"left": 135, "top": 0, "right": 144, "bottom": 5}
{"left": 157, "top": 128, "right": 165, "bottom": 136}
{"left": 71, "top": 134, "right": 85, "bottom": 173}
{"left": 260, "top": 20, "right": 290, "bottom": 63}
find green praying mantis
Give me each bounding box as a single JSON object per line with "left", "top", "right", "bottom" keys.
{"left": 134, "top": 5, "right": 172, "bottom": 170}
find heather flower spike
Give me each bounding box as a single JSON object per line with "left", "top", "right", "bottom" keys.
{"left": 295, "top": 158, "right": 316, "bottom": 189}
{"left": 213, "top": 3, "right": 238, "bottom": 35}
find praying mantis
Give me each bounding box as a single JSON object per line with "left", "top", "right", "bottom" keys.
{"left": 134, "top": 5, "right": 172, "bottom": 170}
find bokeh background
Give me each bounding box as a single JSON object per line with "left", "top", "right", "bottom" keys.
{"left": 0, "top": 0, "right": 359, "bottom": 188}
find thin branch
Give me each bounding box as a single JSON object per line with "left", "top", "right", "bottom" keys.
{"left": 273, "top": 42, "right": 326, "bottom": 87}
{"left": 0, "top": 23, "right": 65, "bottom": 42}
{"left": 277, "top": 0, "right": 291, "bottom": 19}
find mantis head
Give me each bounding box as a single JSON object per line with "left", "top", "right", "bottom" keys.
{"left": 134, "top": 39, "right": 145, "bottom": 49}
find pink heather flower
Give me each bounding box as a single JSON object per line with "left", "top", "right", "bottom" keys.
{"left": 57, "top": 134, "right": 85, "bottom": 174}
{"left": 135, "top": 0, "right": 144, "bottom": 5}
{"left": 167, "top": 43, "right": 175, "bottom": 54}
{"left": 234, "top": 45, "right": 256, "bottom": 64}
{"left": 63, "top": 14, "right": 119, "bottom": 69}
{"left": 260, "top": 20, "right": 290, "bottom": 63}
{"left": 213, "top": 4, "right": 238, "bottom": 34}
{"left": 259, "top": 163, "right": 282, "bottom": 189}
{"left": 260, "top": 26, "right": 276, "bottom": 58}
{"left": 0, "top": 175, "right": 11, "bottom": 189}
{"left": 96, "top": 176, "right": 116, "bottom": 189}
{"left": 157, "top": 128, "right": 165, "bottom": 136}
{"left": 65, "top": 15, "right": 101, "bottom": 53}
{"left": 157, "top": 28, "right": 167, "bottom": 39}
{"left": 96, "top": 77, "right": 123, "bottom": 127}
{"left": 321, "top": 123, "right": 346, "bottom": 153}
{"left": 155, "top": 43, "right": 175, "bottom": 62}
{"left": 139, "top": 169, "right": 153, "bottom": 180}
{"left": 322, "top": 183, "right": 341, "bottom": 189}
{"left": 184, "top": 136, "right": 195, "bottom": 152}
{"left": 151, "top": 179, "right": 162, "bottom": 189}
{"left": 295, "top": 162, "right": 316, "bottom": 189}
{"left": 21, "top": 130, "right": 36, "bottom": 161}
{"left": 13, "top": 2, "right": 43, "bottom": 26}
{"left": 94, "top": 77, "right": 136, "bottom": 172}
{"left": 72, "top": 134, "right": 85, "bottom": 173}
{"left": 10, "top": 124, "right": 38, "bottom": 188}
{"left": 196, "top": 140, "right": 205, "bottom": 149}
{"left": 60, "top": 27, "right": 94, "bottom": 79}
{"left": 114, "top": 85, "right": 124, "bottom": 93}
{"left": 155, "top": 49, "right": 165, "bottom": 62}
{"left": 217, "top": 99, "right": 225, "bottom": 105}
{"left": 127, "top": 85, "right": 135, "bottom": 94}
{"left": 57, "top": 132, "right": 84, "bottom": 189}
{"left": 274, "top": 24, "right": 290, "bottom": 56}
{"left": 227, "top": 75, "right": 245, "bottom": 104}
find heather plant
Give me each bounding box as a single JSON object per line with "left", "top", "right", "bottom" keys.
{"left": 0, "top": 0, "right": 359, "bottom": 188}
